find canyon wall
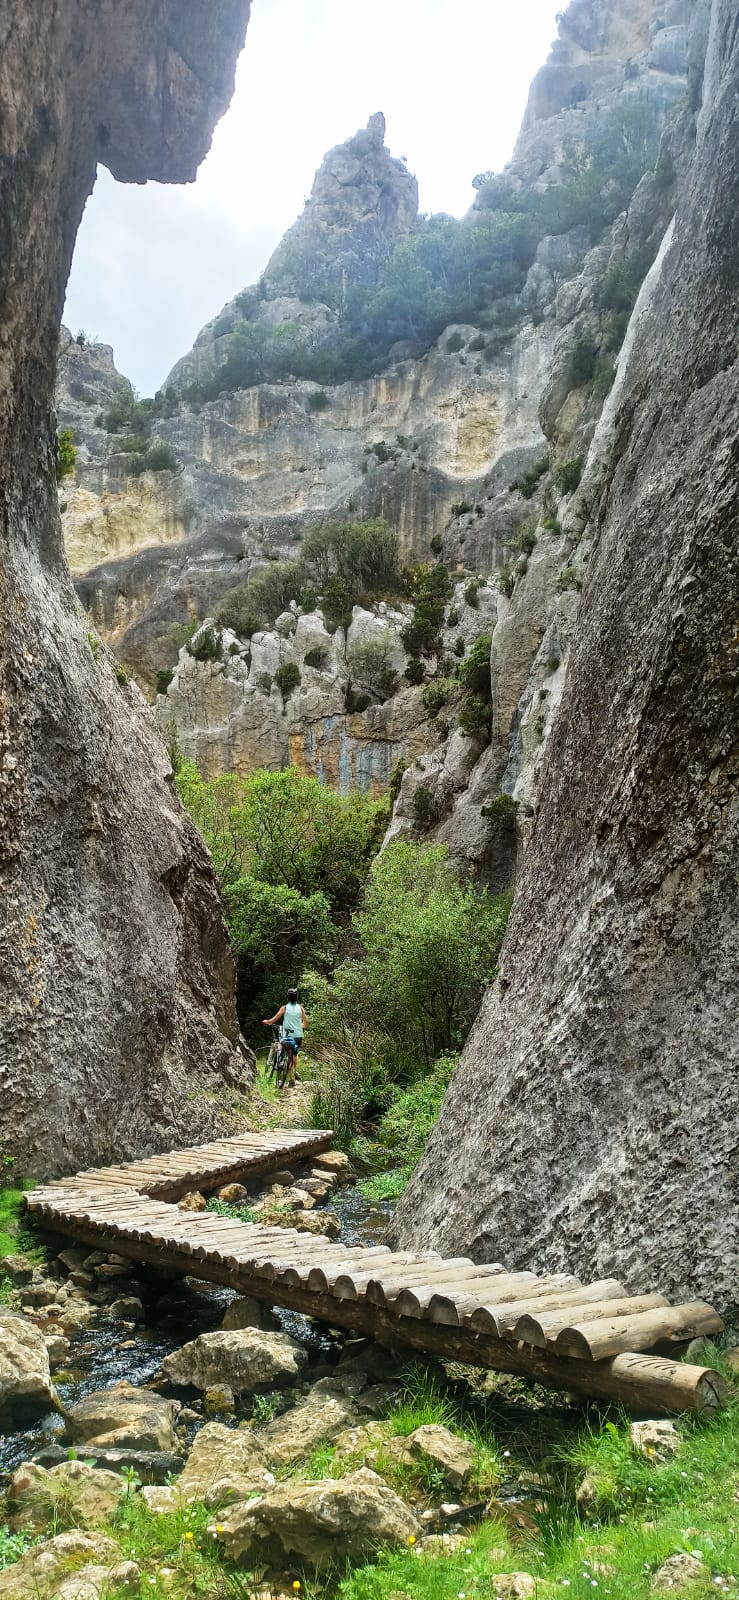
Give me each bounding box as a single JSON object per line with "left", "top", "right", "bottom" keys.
{"left": 394, "top": 0, "right": 739, "bottom": 1308}
{"left": 0, "top": 0, "right": 253, "bottom": 1177}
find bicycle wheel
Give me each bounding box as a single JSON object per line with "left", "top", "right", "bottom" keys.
{"left": 275, "top": 1044, "right": 292, "bottom": 1090}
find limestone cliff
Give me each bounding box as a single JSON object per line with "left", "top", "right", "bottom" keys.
{"left": 394, "top": 0, "right": 739, "bottom": 1308}
{"left": 57, "top": 3, "right": 691, "bottom": 821}
{"left": 0, "top": 0, "right": 252, "bottom": 1178}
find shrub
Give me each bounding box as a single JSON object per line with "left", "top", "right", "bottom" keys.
{"left": 388, "top": 759, "right": 408, "bottom": 806}
{"left": 187, "top": 626, "right": 222, "bottom": 663}
{"left": 512, "top": 523, "right": 537, "bottom": 555}
{"left": 555, "top": 456, "right": 584, "bottom": 494}
{"left": 274, "top": 660, "right": 301, "bottom": 701}
{"left": 56, "top": 428, "right": 77, "bottom": 483}
{"left": 412, "top": 786, "right": 444, "bottom": 830}
{"left": 304, "top": 645, "right": 330, "bottom": 670}
{"left": 464, "top": 580, "right": 479, "bottom": 608}
{"left": 429, "top": 534, "right": 443, "bottom": 556}
{"left": 224, "top": 877, "right": 336, "bottom": 1033}
{"left": 453, "top": 636, "right": 465, "bottom": 657}
{"left": 542, "top": 515, "right": 561, "bottom": 535}
{"left": 370, "top": 440, "right": 391, "bottom": 463}
{"left": 593, "top": 357, "right": 616, "bottom": 398}
{"left": 144, "top": 441, "right": 178, "bottom": 473}
{"left": 422, "top": 677, "right": 454, "bottom": 719}
{"left": 155, "top": 668, "right": 174, "bottom": 695}
{"left": 216, "top": 588, "right": 262, "bottom": 640}
{"left": 509, "top": 454, "right": 548, "bottom": 498}
{"left": 307, "top": 388, "right": 329, "bottom": 411}
{"left": 567, "top": 334, "right": 598, "bottom": 386}
{"left": 458, "top": 695, "right": 491, "bottom": 737}
{"left": 401, "top": 562, "right": 452, "bottom": 660}
{"left": 86, "top": 632, "right": 100, "bottom": 661}
{"left": 481, "top": 792, "right": 518, "bottom": 821}
{"left": 446, "top": 607, "right": 459, "bottom": 628}
{"left": 458, "top": 633, "right": 491, "bottom": 697}
{"left": 257, "top": 672, "right": 273, "bottom": 693}
{"left": 450, "top": 500, "right": 472, "bottom": 518}
{"left": 468, "top": 332, "right": 487, "bottom": 352}
{"left": 345, "top": 684, "right": 372, "bottom": 714}
{"left": 498, "top": 561, "right": 515, "bottom": 597}
{"left": 404, "top": 658, "right": 426, "bottom": 685}
{"left": 115, "top": 664, "right": 129, "bottom": 687}
{"left": 346, "top": 636, "right": 398, "bottom": 700}
{"left": 547, "top": 652, "right": 561, "bottom": 673}
{"left": 446, "top": 331, "right": 464, "bottom": 353}
{"left": 558, "top": 565, "right": 584, "bottom": 592}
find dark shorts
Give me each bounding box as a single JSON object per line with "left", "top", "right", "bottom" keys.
{"left": 282, "top": 1034, "right": 302, "bottom": 1055}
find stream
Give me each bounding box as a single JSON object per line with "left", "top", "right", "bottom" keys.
{"left": 0, "top": 1183, "right": 394, "bottom": 1480}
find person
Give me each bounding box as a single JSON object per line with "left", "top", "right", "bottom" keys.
{"left": 262, "top": 989, "right": 307, "bottom": 1087}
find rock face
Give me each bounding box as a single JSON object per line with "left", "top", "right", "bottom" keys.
{"left": 393, "top": 0, "right": 739, "bottom": 1308}
{"left": 0, "top": 0, "right": 252, "bottom": 1177}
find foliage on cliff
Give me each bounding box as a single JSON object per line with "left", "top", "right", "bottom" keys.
{"left": 218, "top": 518, "right": 403, "bottom": 636}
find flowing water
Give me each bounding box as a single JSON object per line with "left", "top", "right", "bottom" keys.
{"left": 0, "top": 1179, "right": 396, "bottom": 1480}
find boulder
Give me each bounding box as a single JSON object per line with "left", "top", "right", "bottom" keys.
{"left": 163, "top": 1329, "right": 307, "bottom": 1393}
{"left": 7, "top": 1459, "right": 128, "bottom": 1532}
{"left": 217, "top": 1183, "right": 249, "bottom": 1203}
{"left": 221, "top": 1295, "right": 278, "bottom": 1332}
{"left": 43, "top": 1330, "right": 71, "bottom": 1367}
{"left": 407, "top": 1424, "right": 476, "bottom": 1489}
{"left": 216, "top": 1466, "right": 421, "bottom": 1569}
{"left": 311, "top": 1151, "right": 354, "bottom": 1185}
{"left": 270, "top": 1210, "right": 341, "bottom": 1240}
{"left": 178, "top": 1191, "right": 208, "bottom": 1212}
{"left": 651, "top": 1553, "right": 707, "bottom": 1590}
{"left": 269, "top": 1170, "right": 295, "bottom": 1187}
{"left": 487, "top": 1577, "right": 537, "bottom": 1599}
{"left": 630, "top": 1420, "right": 681, "bottom": 1462}
{"left": 257, "top": 1390, "right": 358, "bottom": 1467}
{"left": 54, "top": 1561, "right": 140, "bottom": 1600}
{"left": 65, "top": 1381, "right": 180, "bottom": 1451}
{"left": 58, "top": 1301, "right": 95, "bottom": 1334}
{"left": 179, "top": 1420, "right": 270, "bottom": 1506}
{"left": 0, "top": 1532, "right": 122, "bottom": 1599}
{"left": 33, "top": 1443, "right": 182, "bottom": 1483}
{"left": 108, "top": 1296, "right": 145, "bottom": 1322}
{"left": 1, "top": 1253, "right": 35, "bottom": 1284}
{"left": 57, "top": 1248, "right": 91, "bottom": 1274}
{"left": 204, "top": 1384, "right": 235, "bottom": 1416}
{"left": 0, "top": 1311, "right": 58, "bottom": 1424}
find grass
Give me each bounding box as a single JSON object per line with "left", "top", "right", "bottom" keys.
{"left": 0, "top": 1179, "right": 39, "bottom": 1258}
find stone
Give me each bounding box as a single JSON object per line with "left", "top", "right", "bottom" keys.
{"left": 178, "top": 1191, "right": 208, "bottom": 1212}
{"left": 0, "top": 1311, "right": 58, "bottom": 1425}
{"left": 257, "top": 1389, "right": 358, "bottom": 1467}
{"left": 54, "top": 1561, "right": 140, "bottom": 1600}
{"left": 0, "top": 0, "right": 253, "bottom": 1182}
{"left": 20, "top": 1282, "right": 61, "bottom": 1308}
{"left": 270, "top": 1210, "right": 341, "bottom": 1240}
{"left": 217, "top": 1183, "right": 249, "bottom": 1203}
{"left": 216, "top": 1466, "right": 421, "bottom": 1569}
{"left": 311, "top": 1151, "right": 354, "bottom": 1184}
{"left": 57, "top": 1302, "right": 95, "bottom": 1334}
{"left": 630, "top": 1420, "right": 681, "bottom": 1462}
{"left": 407, "top": 1424, "right": 476, "bottom": 1489}
{"left": 0, "top": 1254, "right": 35, "bottom": 1284}
{"left": 651, "top": 1553, "right": 707, "bottom": 1590}
{"left": 204, "top": 1384, "right": 235, "bottom": 1416}
{"left": 221, "top": 1296, "right": 278, "bottom": 1332}
{"left": 93, "top": 1261, "right": 132, "bottom": 1278}
{"left": 142, "top": 1484, "right": 182, "bottom": 1515}
{"left": 178, "top": 1420, "right": 268, "bottom": 1506}
{"left": 69, "top": 1271, "right": 96, "bottom": 1289}
{"left": 108, "top": 1295, "right": 146, "bottom": 1322}
{"left": 64, "top": 1381, "right": 180, "bottom": 1451}
{"left": 269, "top": 1171, "right": 295, "bottom": 1187}
{"left": 0, "top": 1532, "right": 122, "bottom": 1600}
{"left": 57, "top": 1248, "right": 90, "bottom": 1274}
{"left": 416, "top": 1532, "right": 469, "bottom": 1556}
{"left": 43, "top": 1331, "right": 71, "bottom": 1366}
{"left": 162, "top": 1329, "right": 307, "bottom": 1393}
{"left": 7, "top": 1459, "right": 128, "bottom": 1532}
{"left": 81, "top": 1253, "right": 109, "bottom": 1271}
{"left": 723, "top": 1346, "right": 739, "bottom": 1376}
{"left": 33, "top": 1444, "right": 182, "bottom": 1484}
{"left": 488, "top": 1577, "right": 537, "bottom": 1600}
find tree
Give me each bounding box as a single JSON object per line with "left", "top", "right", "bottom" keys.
{"left": 56, "top": 428, "right": 77, "bottom": 482}
{"left": 224, "top": 877, "right": 336, "bottom": 1029}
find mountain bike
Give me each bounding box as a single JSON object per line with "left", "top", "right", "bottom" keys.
{"left": 265, "top": 1025, "right": 291, "bottom": 1091}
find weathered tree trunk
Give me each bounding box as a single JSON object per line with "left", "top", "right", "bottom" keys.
{"left": 393, "top": 0, "right": 739, "bottom": 1309}
{"left": 0, "top": 2, "right": 252, "bottom": 1177}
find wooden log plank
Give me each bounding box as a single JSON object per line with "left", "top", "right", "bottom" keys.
{"left": 430, "top": 1277, "right": 614, "bottom": 1328}
{"left": 332, "top": 1255, "right": 461, "bottom": 1302}
{"left": 513, "top": 1294, "right": 669, "bottom": 1347}
{"left": 556, "top": 1301, "right": 724, "bottom": 1360}
{"left": 390, "top": 1268, "right": 548, "bottom": 1320}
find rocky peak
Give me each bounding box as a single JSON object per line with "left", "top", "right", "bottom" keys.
{"left": 264, "top": 113, "right": 419, "bottom": 296}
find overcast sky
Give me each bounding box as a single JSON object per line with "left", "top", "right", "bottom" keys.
{"left": 64, "top": 0, "right": 562, "bottom": 396}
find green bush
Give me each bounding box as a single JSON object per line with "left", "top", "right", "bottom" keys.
{"left": 429, "top": 534, "right": 443, "bottom": 556}
{"left": 307, "top": 388, "right": 330, "bottom": 411}
{"left": 308, "top": 841, "right": 512, "bottom": 1069}
{"left": 274, "top": 660, "right": 301, "bottom": 701}
{"left": 567, "top": 334, "right": 598, "bottom": 386}
{"left": 558, "top": 565, "right": 584, "bottom": 592}
{"left": 404, "top": 658, "right": 426, "bottom": 685}
{"left": 304, "top": 645, "right": 330, "bottom": 670}
{"left": 593, "top": 357, "right": 616, "bottom": 398}
{"left": 186, "top": 626, "right": 222, "bottom": 663}
{"left": 450, "top": 500, "right": 472, "bottom": 518}
{"left": 446, "top": 607, "right": 459, "bottom": 628}
{"left": 458, "top": 694, "right": 492, "bottom": 738}
{"left": 458, "top": 633, "right": 492, "bottom": 697}
{"left": 555, "top": 456, "right": 584, "bottom": 494}
{"left": 155, "top": 668, "right": 174, "bottom": 695}
{"left": 145, "top": 441, "right": 178, "bottom": 473}
{"left": 56, "top": 428, "right": 77, "bottom": 483}
{"left": 509, "top": 454, "right": 548, "bottom": 498}
{"left": 224, "top": 877, "right": 336, "bottom": 1032}
{"left": 115, "top": 664, "right": 129, "bottom": 687}
{"left": 467, "top": 332, "right": 487, "bottom": 352}
{"left": 497, "top": 561, "right": 515, "bottom": 597}
{"left": 421, "top": 677, "right": 454, "bottom": 720}
{"left": 453, "top": 636, "right": 465, "bottom": 657}
{"left": 481, "top": 792, "right": 518, "bottom": 821}
{"left": 412, "top": 786, "right": 444, "bottom": 830}
{"left": 464, "top": 580, "right": 479, "bottom": 608}
{"left": 216, "top": 588, "right": 262, "bottom": 640}
{"left": 446, "top": 332, "right": 465, "bottom": 353}
{"left": 401, "top": 563, "right": 452, "bottom": 660}
{"left": 346, "top": 636, "right": 398, "bottom": 701}
{"left": 512, "top": 523, "right": 537, "bottom": 555}
{"left": 388, "top": 758, "right": 408, "bottom": 806}
{"left": 257, "top": 671, "right": 273, "bottom": 694}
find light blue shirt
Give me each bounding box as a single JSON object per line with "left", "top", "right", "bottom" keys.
{"left": 281, "top": 1002, "right": 303, "bottom": 1039}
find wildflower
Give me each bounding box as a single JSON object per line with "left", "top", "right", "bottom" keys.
{"left": 184, "top": 1531, "right": 194, "bottom": 1542}
{"left": 407, "top": 1535, "right": 416, "bottom": 1545}
{"left": 216, "top": 1525, "right": 224, "bottom": 1533}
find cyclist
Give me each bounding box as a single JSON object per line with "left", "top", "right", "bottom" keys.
{"left": 262, "top": 990, "right": 307, "bottom": 1088}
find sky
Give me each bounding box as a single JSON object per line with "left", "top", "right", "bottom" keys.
{"left": 63, "top": 0, "right": 562, "bottom": 396}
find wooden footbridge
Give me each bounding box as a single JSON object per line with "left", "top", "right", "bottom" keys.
{"left": 25, "top": 1131, "right": 727, "bottom": 1416}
